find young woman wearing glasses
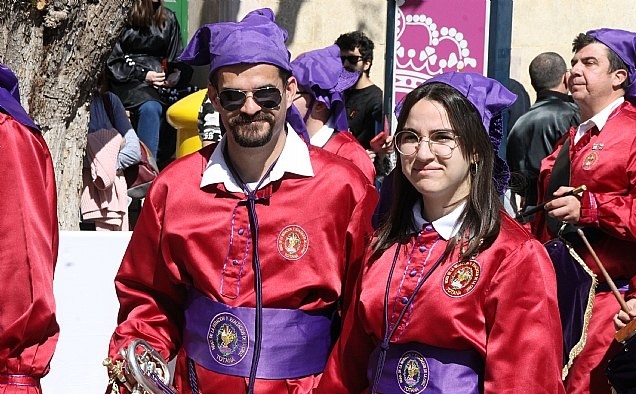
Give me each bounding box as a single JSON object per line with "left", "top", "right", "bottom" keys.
{"left": 316, "top": 72, "right": 566, "bottom": 394}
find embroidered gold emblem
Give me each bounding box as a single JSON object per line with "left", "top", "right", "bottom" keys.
{"left": 396, "top": 351, "right": 429, "bottom": 393}
{"left": 582, "top": 151, "right": 598, "bottom": 170}
{"left": 442, "top": 260, "right": 481, "bottom": 297}
{"left": 277, "top": 225, "right": 309, "bottom": 260}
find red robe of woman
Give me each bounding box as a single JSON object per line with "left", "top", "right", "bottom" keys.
{"left": 317, "top": 210, "right": 565, "bottom": 394}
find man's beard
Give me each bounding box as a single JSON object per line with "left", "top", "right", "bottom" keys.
{"left": 228, "top": 113, "right": 277, "bottom": 148}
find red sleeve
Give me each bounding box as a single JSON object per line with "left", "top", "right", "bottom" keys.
{"left": 482, "top": 239, "right": 565, "bottom": 394}
{"left": 108, "top": 180, "right": 187, "bottom": 363}
{"left": 0, "top": 113, "right": 59, "bottom": 383}
{"left": 341, "top": 183, "right": 377, "bottom": 316}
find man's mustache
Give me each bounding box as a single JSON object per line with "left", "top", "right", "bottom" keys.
{"left": 229, "top": 113, "right": 274, "bottom": 127}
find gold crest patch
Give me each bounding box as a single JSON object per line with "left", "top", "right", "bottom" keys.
{"left": 277, "top": 225, "right": 309, "bottom": 260}
{"left": 442, "top": 260, "right": 480, "bottom": 297}
{"left": 582, "top": 151, "right": 598, "bottom": 170}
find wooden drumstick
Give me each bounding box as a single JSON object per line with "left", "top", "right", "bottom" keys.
{"left": 576, "top": 229, "right": 635, "bottom": 342}
{"left": 517, "top": 185, "right": 587, "bottom": 219}
{"left": 577, "top": 229, "right": 630, "bottom": 312}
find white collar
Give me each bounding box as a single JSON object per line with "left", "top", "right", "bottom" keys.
{"left": 200, "top": 125, "right": 314, "bottom": 192}
{"left": 575, "top": 96, "right": 624, "bottom": 144}
{"left": 412, "top": 201, "right": 465, "bottom": 240}
{"left": 309, "top": 124, "right": 335, "bottom": 148}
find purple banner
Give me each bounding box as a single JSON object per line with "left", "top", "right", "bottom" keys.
{"left": 392, "top": 0, "right": 489, "bottom": 108}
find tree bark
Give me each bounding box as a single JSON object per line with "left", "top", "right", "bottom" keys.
{"left": 0, "top": 0, "right": 131, "bottom": 229}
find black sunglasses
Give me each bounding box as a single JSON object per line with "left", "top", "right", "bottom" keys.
{"left": 340, "top": 55, "right": 363, "bottom": 64}
{"left": 217, "top": 86, "right": 282, "bottom": 111}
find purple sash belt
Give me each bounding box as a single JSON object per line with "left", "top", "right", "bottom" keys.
{"left": 183, "top": 289, "right": 333, "bottom": 379}
{"left": 367, "top": 342, "right": 483, "bottom": 394}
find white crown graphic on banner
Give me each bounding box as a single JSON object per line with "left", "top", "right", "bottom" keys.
{"left": 394, "top": 7, "right": 477, "bottom": 95}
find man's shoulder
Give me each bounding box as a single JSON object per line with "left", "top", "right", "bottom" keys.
{"left": 531, "top": 94, "right": 577, "bottom": 111}
{"left": 349, "top": 84, "right": 383, "bottom": 97}
{"left": 158, "top": 144, "right": 214, "bottom": 178}
{"left": 615, "top": 100, "right": 636, "bottom": 120}
{"left": 513, "top": 97, "right": 578, "bottom": 127}
{"left": 308, "top": 145, "right": 370, "bottom": 185}
{"left": 329, "top": 130, "right": 360, "bottom": 145}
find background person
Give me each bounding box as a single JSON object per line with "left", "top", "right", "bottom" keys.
{"left": 316, "top": 72, "right": 566, "bottom": 394}
{"left": 335, "top": 31, "right": 383, "bottom": 151}
{"left": 104, "top": 8, "right": 377, "bottom": 394}
{"left": 0, "top": 64, "right": 59, "bottom": 393}
{"left": 507, "top": 52, "right": 580, "bottom": 217}
{"left": 80, "top": 84, "right": 142, "bottom": 231}
{"left": 533, "top": 28, "right": 636, "bottom": 394}
{"left": 106, "top": 0, "right": 191, "bottom": 163}
{"left": 289, "top": 44, "right": 375, "bottom": 183}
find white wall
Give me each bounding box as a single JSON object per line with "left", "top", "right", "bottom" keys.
{"left": 41, "top": 231, "right": 131, "bottom": 394}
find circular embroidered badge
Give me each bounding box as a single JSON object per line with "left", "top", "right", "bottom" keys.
{"left": 442, "top": 260, "right": 481, "bottom": 297}
{"left": 207, "top": 312, "right": 249, "bottom": 366}
{"left": 396, "top": 351, "right": 429, "bottom": 394}
{"left": 277, "top": 225, "right": 309, "bottom": 260}
{"left": 582, "top": 151, "right": 598, "bottom": 170}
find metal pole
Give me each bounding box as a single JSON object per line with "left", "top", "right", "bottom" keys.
{"left": 383, "top": 0, "right": 396, "bottom": 133}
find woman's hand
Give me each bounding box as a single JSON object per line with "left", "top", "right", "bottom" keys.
{"left": 163, "top": 70, "right": 181, "bottom": 88}
{"left": 145, "top": 71, "right": 165, "bottom": 87}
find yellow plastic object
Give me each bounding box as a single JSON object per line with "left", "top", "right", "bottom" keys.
{"left": 166, "top": 89, "right": 208, "bottom": 157}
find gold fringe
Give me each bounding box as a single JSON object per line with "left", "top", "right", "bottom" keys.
{"left": 561, "top": 242, "right": 597, "bottom": 380}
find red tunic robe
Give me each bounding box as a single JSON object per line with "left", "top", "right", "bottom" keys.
{"left": 107, "top": 142, "right": 377, "bottom": 394}
{"left": 317, "top": 212, "right": 565, "bottom": 394}
{"left": 534, "top": 101, "right": 636, "bottom": 394}
{"left": 0, "top": 113, "right": 59, "bottom": 393}
{"left": 323, "top": 131, "right": 376, "bottom": 184}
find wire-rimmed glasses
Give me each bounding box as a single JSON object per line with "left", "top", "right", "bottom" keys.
{"left": 394, "top": 129, "right": 459, "bottom": 158}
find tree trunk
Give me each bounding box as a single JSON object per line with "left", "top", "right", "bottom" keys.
{"left": 0, "top": 0, "right": 131, "bottom": 229}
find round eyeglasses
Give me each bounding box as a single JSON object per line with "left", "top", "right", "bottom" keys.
{"left": 217, "top": 86, "right": 282, "bottom": 111}
{"left": 394, "top": 130, "right": 459, "bottom": 158}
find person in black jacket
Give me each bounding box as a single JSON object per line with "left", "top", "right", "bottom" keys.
{"left": 106, "top": 0, "right": 191, "bottom": 160}
{"left": 506, "top": 52, "right": 580, "bottom": 216}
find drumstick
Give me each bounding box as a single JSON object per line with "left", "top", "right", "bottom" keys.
{"left": 517, "top": 185, "right": 587, "bottom": 219}
{"left": 576, "top": 229, "right": 630, "bottom": 313}
{"left": 576, "top": 229, "right": 636, "bottom": 342}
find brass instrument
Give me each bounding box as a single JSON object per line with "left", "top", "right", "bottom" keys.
{"left": 103, "top": 338, "right": 177, "bottom": 394}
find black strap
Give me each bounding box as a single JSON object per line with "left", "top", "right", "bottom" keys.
{"left": 222, "top": 147, "right": 278, "bottom": 394}
{"left": 546, "top": 138, "right": 571, "bottom": 235}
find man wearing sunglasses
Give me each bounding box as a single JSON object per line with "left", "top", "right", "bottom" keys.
{"left": 335, "top": 31, "right": 384, "bottom": 153}
{"left": 104, "top": 8, "right": 378, "bottom": 394}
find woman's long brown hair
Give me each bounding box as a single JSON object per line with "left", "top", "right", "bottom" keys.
{"left": 373, "top": 82, "right": 502, "bottom": 260}
{"left": 128, "top": 0, "right": 167, "bottom": 28}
